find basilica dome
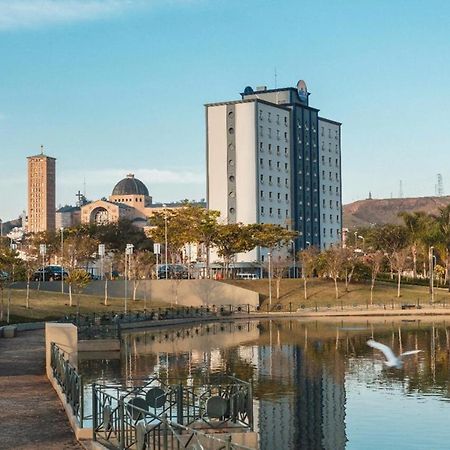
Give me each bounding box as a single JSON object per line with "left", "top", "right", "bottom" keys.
{"left": 112, "top": 174, "right": 149, "bottom": 196}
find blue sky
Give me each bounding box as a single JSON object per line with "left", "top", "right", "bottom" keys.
{"left": 1, "top": 0, "right": 450, "bottom": 221}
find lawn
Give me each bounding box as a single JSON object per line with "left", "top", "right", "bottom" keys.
{"left": 0, "top": 288, "right": 170, "bottom": 326}
{"left": 224, "top": 278, "right": 450, "bottom": 310}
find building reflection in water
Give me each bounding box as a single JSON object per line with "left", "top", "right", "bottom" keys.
{"left": 79, "top": 319, "right": 450, "bottom": 450}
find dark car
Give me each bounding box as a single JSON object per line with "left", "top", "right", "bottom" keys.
{"left": 33, "top": 266, "right": 68, "bottom": 282}
{"left": 157, "top": 264, "right": 189, "bottom": 279}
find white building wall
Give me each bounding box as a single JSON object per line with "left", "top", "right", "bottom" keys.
{"left": 256, "top": 102, "right": 292, "bottom": 263}
{"left": 207, "top": 105, "right": 228, "bottom": 220}
{"left": 235, "top": 102, "right": 258, "bottom": 262}
{"left": 318, "top": 119, "right": 342, "bottom": 249}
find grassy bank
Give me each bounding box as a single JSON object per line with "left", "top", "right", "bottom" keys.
{"left": 0, "top": 289, "right": 169, "bottom": 325}
{"left": 224, "top": 278, "right": 450, "bottom": 310}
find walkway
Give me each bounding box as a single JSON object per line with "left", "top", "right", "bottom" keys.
{"left": 0, "top": 329, "right": 82, "bottom": 450}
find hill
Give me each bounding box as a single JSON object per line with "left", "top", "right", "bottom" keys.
{"left": 343, "top": 196, "right": 450, "bottom": 229}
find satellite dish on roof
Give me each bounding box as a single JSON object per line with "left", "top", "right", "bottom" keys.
{"left": 297, "top": 80, "right": 308, "bottom": 102}
{"left": 243, "top": 86, "right": 254, "bottom": 95}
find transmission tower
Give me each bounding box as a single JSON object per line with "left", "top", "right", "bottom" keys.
{"left": 436, "top": 173, "right": 444, "bottom": 197}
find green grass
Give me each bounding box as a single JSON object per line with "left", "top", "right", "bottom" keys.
{"left": 0, "top": 289, "right": 170, "bottom": 325}
{"left": 224, "top": 278, "right": 450, "bottom": 310}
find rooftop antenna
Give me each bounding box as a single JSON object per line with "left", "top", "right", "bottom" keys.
{"left": 83, "top": 176, "right": 86, "bottom": 198}
{"left": 274, "top": 67, "right": 278, "bottom": 89}
{"left": 40, "top": 144, "right": 44, "bottom": 155}
{"left": 399, "top": 180, "right": 403, "bottom": 198}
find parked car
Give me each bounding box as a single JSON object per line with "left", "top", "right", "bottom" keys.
{"left": 0, "top": 270, "right": 9, "bottom": 281}
{"left": 33, "top": 266, "right": 68, "bottom": 281}
{"left": 157, "top": 264, "right": 189, "bottom": 279}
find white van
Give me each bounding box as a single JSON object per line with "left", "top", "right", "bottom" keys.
{"left": 236, "top": 273, "right": 259, "bottom": 280}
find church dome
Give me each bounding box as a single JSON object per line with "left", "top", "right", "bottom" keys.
{"left": 112, "top": 174, "right": 149, "bottom": 196}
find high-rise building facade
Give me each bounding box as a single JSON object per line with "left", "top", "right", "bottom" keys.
{"left": 206, "top": 80, "right": 342, "bottom": 261}
{"left": 27, "top": 149, "right": 56, "bottom": 233}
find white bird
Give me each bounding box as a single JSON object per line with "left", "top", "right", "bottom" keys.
{"left": 367, "top": 339, "right": 422, "bottom": 368}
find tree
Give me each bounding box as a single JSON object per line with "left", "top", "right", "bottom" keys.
{"left": 270, "top": 258, "right": 291, "bottom": 300}
{"left": 320, "top": 246, "right": 346, "bottom": 299}
{"left": 364, "top": 251, "right": 385, "bottom": 305}
{"left": 211, "top": 224, "right": 255, "bottom": 278}
{"left": 391, "top": 248, "right": 410, "bottom": 298}
{"left": 63, "top": 234, "right": 98, "bottom": 306}
{"left": 65, "top": 269, "right": 91, "bottom": 315}
{"left": 129, "top": 251, "right": 155, "bottom": 301}
{"left": 399, "top": 211, "right": 429, "bottom": 278}
{"left": 298, "top": 246, "right": 319, "bottom": 300}
{"left": 434, "top": 205, "right": 450, "bottom": 291}
{"left": 342, "top": 246, "right": 359, "bottom": 292}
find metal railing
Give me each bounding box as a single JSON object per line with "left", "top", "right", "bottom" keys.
{"left": 50, "top": 342, "right": 86, "bottom": 427}
{"left": 92, "top": 375, "right": 254, "bottom": 449}
{"left": 59, "top": 306, "right": 259, "bottom": 340}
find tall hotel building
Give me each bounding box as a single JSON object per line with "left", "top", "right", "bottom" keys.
{"left": 27, "top": 148, "right": 56, "bottom": 233}
{"left": 206, "top": 80, "right": 342, "bottom": 262}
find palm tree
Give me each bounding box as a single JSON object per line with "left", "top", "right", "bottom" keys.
{"left": 434, "top": 205, "right": 450, "bottom": 291}
{"left": 399, "top": 211, "right": 429, "bottom": 279}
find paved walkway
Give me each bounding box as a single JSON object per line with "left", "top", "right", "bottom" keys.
{"left": 0, "top": 329, "right": 82, "bottom": 450}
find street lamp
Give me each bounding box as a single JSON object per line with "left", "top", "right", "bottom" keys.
{"left": 357, "top": 235, "right": 365, "bottom": 252}
{"left": 163, "top": 204, "right": 168, "bottom": 280}
{"left": 60, "top": 227, "right": 64, "bottom": 294}
{"left": 291, "top": 240, "right": 296, "bottom": 278}
{"left": 124, "top": 243, "right": 134, "bottom": 313}
{"left": 153, "top": 243, "right": 161, "bottom": 279}
{"left": 268, "top": 251, "right": 272, "bottom": 308}
{"left": 429, "top": 246, "right": 434, "bottom": 303}
{"left": 39, "top": 244, "right": 47, "bottom": 284}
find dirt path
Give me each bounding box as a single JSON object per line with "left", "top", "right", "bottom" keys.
{"left": 0, "top": 329, "right": 82, "bottom": 450}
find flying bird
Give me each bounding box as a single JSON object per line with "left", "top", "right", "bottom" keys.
{"left": 367, "top": 339, "right": 422, "bottom": 368}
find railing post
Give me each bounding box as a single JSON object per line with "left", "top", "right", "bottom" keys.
{"left": 119, "top": 396, "right": 125, "bottom": 450}
{"left": 92, "top": 383, "right": 97, "bottom": 441}
{"left": 162, "top": 413, "right": 168, "bottom": 450}
{"left": 177, "top": 383, "right": 184, "bottom": 425}
{"left": 248, "top": 379, "right": 254, "bottom": 431}
{"left": 79, "top": 376, "right": 84, "bottom": 428}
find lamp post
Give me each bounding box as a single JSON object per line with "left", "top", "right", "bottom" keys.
{"left": 39, "top": 244, "right": 46, "bottom": 283}
{"left": 357, "top": 235, "right": 365, "bottom": 252}
{"left": 124, "top": 243, "right": 134, "bottom": 313}
{"left": 60, "top": 227, "right": 64, "bottom": 293}
{"left": 291, "top": 240, "right": 296, "bottom": 278}
{"left": 98, "top": 244, "right": 105, "bottom": 280}
{"left": 153, "top": 243, "right": 161, "bottom": 279}
{"left": 163, "top": 204, "right": 168, "bottom": 280}
{"left": 429, "top": 246, "right": 434, "bottom": 303}
{"left": 268, "top": 251, "right": 272, "bottom": 309}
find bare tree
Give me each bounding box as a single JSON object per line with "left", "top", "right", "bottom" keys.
{"left": 270, "top": 257, "right": 291, "bottom": 300}
{"left": 298, "top": 246, "right": 319, "bottom": 300}
{"left": 322, "top": 246, "right": 346, "bottom": 299}
{"left": 364, "top": 251, "right": 385, "bottom": 305}
{"left": 391, "top": 248, "right": 410, "bottom": 298}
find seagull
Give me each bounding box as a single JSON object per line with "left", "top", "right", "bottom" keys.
{"left": 367, "top": 339, "right": 422, "bottom": 368}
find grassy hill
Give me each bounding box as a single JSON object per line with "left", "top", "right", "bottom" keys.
{"left": 225, "top": 278, "right": 450, "bottom": 310}
{"left": 343, "top": 195, "right": 450, "bottom": 229}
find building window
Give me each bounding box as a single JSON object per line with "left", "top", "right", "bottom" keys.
{"left": 285, "top": 147, "right": 288, "bottom": 156}
{"left": 321, "top": 126, "right": 324, "bottom": 136}
{"left": 228, "top": 127, "right": 234, "bottom": 134}
{"left": 335, "top": 158, "right": 338, "bottom": 166}
{"left": 269, "top": 176, "right": 272, "bottom": 184}
{"left": 284, "top": 162, "right": 288, "bottom": 170}
{"left": 261, "top": 206, "right": 265, "bottom": 214}
{"left": 285, "top": 178, "right": 288, "bottom": 186}
{"left": 336, "top": 186, "right": 339, "bottom": 194}
{"left": 259, "top": 142, "right": 263, "bottom": 152}
{"left": 330, "top": 200, "right": 333, "bottom": 208}
{"left": 259, "top": 110, "right": 263, "bottom": 120}
{"left": 259, "top": 125, "right": 263, "bottom": 136}
{"left": 260, "top": 174, "right": 264, "bottom": 183}
{"left": 269, "top": 191, "right": 272, "bottom": 199}
{"left": 336, "top": 200, "right": 339, "bottom": 208}
{"left": 322, "top": 184, "right": 325, "bottom": 193}
{"left": 276, "top": 129, "right": 280, "bottom": 140}
{"left": 269, "top": 159, "right": 272, "bottom": 168}
{"left": 284, "top": 116, "right": 288, "bottom": 126}
{"left": 276, "top": 114, "right": 280, "bottom": 124}
{"left": 268, "top": 112, "right": 271, "bottom": 122}
{"left": 286, "top": 209, "right": 289, "bottom": 217}
{"left": 277, "top": 208, "right": 281, "bottom": 216}
{"left": 269, "top": 207, "right": 273, "bottom": 216}
{"left": 328, "top": 129, "right": 331, "bottom": 138}
{"left": 277, "top": 192, "right": 281, "bottom": 200}
{"left": 285, "top": 193, "right": 288, "bottom": 201}
{"left": 268, "top": 128, "right": 272, "bottom": 138}
{"left": 276, "top": 145, "right": 280, "bottom": 155}
{"left": 260, "top": 190, "right": 264, "bottom": 198}
{"left": 268, "top": 143, "right": 272, "bottom": 153}
{"left": 284, "top": 132, "right": 288, "bottom": 142}
{"left": 330, "top": 228, "right": 333, "bottom": 236}
{"left": 259, "top": 158, "right": 263, "bottom": 167}
{"left": 277, "top": 161, "right": 280, "bottom": 170}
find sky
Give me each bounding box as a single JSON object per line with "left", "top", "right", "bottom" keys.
{"left": 1, "top": 0, "right": 450, "bottom": 221}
